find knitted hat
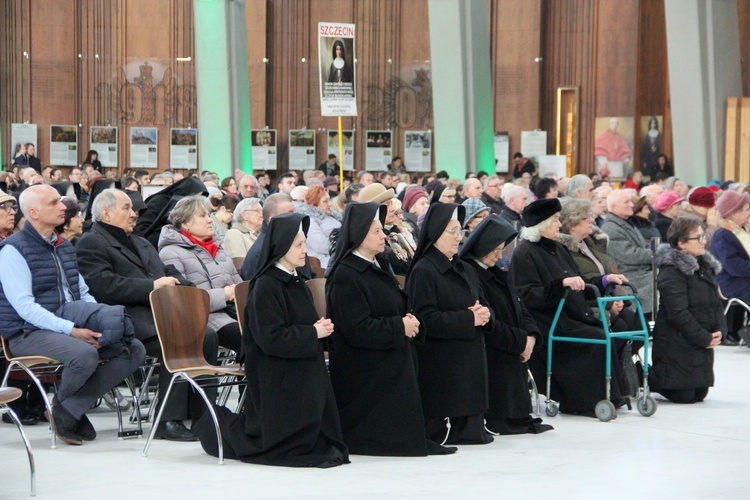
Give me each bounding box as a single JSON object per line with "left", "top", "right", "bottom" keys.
{"left": 461, "top": 197, "right": 490, "bottom": 228}
{"left": 323, "top": 176, "right": 338, "bottom": 187}
{"left": 716, "top": 190, "right": 750, "bottom": 218}
{"left": 653, "top": 191, "right": 684, "bottom": 213}
{"left": 522, "top": 198, "right": 562, "bottom": 227}
{"left": 402, "top": 188, "right": 428, "bottom": 212}
{"left": 688, "top": 186, "right": 715, "bottom": 208}
{"left": 358, "top": 183, "right": 395, "bottom": 204}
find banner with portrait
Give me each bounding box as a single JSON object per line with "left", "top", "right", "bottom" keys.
{"left": 318, "top": 22, "right": 357, "bottom": 117}
{"left": 365, "top": 131, "right": 392, "bottom": 171}
{"left": 50, "top": 125, "right": 78, "bottom": 166}
{"left": 10, "top": 124, "right": 37, "bottom": 164}
{"left": 639, "top": 116, "right": 663, "bottom": 172}
{"left": 170, "top": 128, "right": 198, "bottom": 169}
{"left": 289, "top": 130, "right": 316, "bottom": 169}
{"left": 130, "top": 127, "right": 158, "bottom": 168}
{"left": 90, "top": 126, "right": 118, "bottom": 167}
{"left": 327, "top": 130, "right": 354, "bottom": 170}
{"left": 405, "top": 131, "right": 431, "bottom": 172}
{"left": 252, "top": 129, "right": 277, "bottom": 170}
{"left": 594, "top": 117, "right": 634, "bottom": 178}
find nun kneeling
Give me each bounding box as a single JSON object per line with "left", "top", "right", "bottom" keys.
{"left": 194, "top": 212, "right": 349, "bottom": 468}
{"left": 327, "top": 202, "right": 456, "bottom": 456}
{"left": 407, "top": 203, "right": 494, "bottom": 446}
{"left": 460, "top": 215, "right": 553, "bottom": 435}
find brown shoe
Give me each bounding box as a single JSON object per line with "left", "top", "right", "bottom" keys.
{"left": 45, "top": 404, "right": 83, "bottom": 446}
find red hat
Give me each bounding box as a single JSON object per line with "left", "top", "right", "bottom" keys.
{"left": 403, "top": 188, "right": 428, "bottom": 212}
{"left": 688, "top": 187, "right": 715, "bottom": 208}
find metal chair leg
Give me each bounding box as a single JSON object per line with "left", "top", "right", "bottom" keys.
{"left": 2, "top": 406, "right": 36, "bottom": 496}
{"left": 182, "top": 375, "right": 226, "bottom": 465}
{"left": 142, "top": 374, "right": 178, "bottom": 458}
{"left": 528, "top": 368, "right": 540, "bottom": 416}
{"left": 3, "top": 361, "right": 57, "bottom": 449}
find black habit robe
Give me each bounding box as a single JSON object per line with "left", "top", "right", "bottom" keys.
{"left": 194, "top": 213, "right": 349, "bottom": 467}
{"left": 326, "top": 202, "right": 453, "bottom": 456}
{"left": 510, "top": 236, "right": 625, "bottom": 415}
{"left": 406, "top": 203, "right": 493, "bottom": 445}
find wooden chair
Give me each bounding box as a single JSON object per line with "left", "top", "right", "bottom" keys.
{"left": 234, "top": 281, "right": 251, "bottom": 336}
{"left": 0, "top": 387, "right": 36, "bottom": 496}
{"left": 143, "top": 286, "right": 245, "bottom": 464}
{"left": 232, "top": 256, "right": 245, "bottom": 272}
{"left": 305, "top": 278, "right": 327, "bottom": 318}
{"left": 395, "top": 275, "right": 406, "bottom": 288}
{"left": 308, "top": 256, "right": 326, "bottom": 279}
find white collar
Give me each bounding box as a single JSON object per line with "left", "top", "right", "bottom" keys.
{"left": 353, "top": 249, "right": 380, "bottom": 267}
{"left": 274, "top": 261, "right": 297, "bottom": 276}
{"left": 473, "top": 258, "right": 489, "bottom": 269}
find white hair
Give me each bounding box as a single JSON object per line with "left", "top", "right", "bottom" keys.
{"left": 233, "top": 197, "right": 260, "bottom": 223}
{"left": 91, "top": 188, "right": 123, "bottom": 222}
{"left": 502, "top": 184, "right": 526, "bottom": 203}
{"left": 240, "top": 174, "right": 258, "bottom": 186}
{"left": 290, "top": 185, "right": 308, "bottom": 202}
{"left": 483, "top": 175, "right": 501, "bottom": 190}
{"left": 606, "top": 189, "right": 630, "bottom": 212}
{"left": 567, "top": 175, "right": 590, "bottom": 198}
{"left": 519, "top": 215, "right": 558, "bottom": 243}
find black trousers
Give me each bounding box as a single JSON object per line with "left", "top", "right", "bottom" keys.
{"left": 658, "top": 387, "right": 709, "bottom": 404}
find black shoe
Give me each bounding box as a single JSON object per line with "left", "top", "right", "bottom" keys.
{"left": 76, "top": 413, "right": 97, "bottom": 441}
{"left": 155, "top": 420, "right": 198, "bottom": 442}
{"left": 721, "top": 333, "right": 740, "bottom": 346}
{"left": 2, "top": 411, "right": 39, "bottom": 426}
{"left": 45, "top": 404, "right": 83, "bottom": 446}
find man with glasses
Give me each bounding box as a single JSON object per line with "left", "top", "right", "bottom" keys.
{"left": 0, "top": 193, "right": 18, "bottom": 241}
{"left": 601, "top": 189, "right": 655, "bottom": 317}
{"left": 481, "top": 175, "right": 505, "bottom": 214}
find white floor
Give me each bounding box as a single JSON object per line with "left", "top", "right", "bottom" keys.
{"left": 2, "top": 345, "right": 749, "bottom": 500}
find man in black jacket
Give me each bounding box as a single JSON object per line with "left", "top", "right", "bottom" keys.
{"left": 77, "top": 188, "right": 218, "bottom": 441}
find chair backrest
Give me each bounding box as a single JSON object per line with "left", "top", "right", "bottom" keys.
{"left": 234, "top": 281, "right": 251, "bottom": 335}
{"left": 232, "top": 256, "right": 245, "bottom": 272}
{"left": 305, "top": 278, "right": 327, "bottom": 318}
{"left": 149, "top": 286, "right": 211, "bottom": 373}
{"left": 1, "top": 336, "right": 13, "bottom": 360}
{"left": 308, "top": 256, "right": 322, "bottom": 269}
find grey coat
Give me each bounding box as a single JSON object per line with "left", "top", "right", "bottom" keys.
{"left": 158, "top": 225, "right": 241, "bottom": 331}
{"left": 601, "top": 213, "right": 654, "bottom": 313}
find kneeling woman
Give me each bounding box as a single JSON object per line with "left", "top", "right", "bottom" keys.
{"left": 652, "top": 216, "right": 723, "bottom": 403}
{"left": 327, "top": 202, "right": 455, "bottom": 456}
{"left": 194, "top": 213, "right": 349, "bottom": 467}
{"left": 511, "top": 199, "right": 627, "bottom": 416}
{"left": 460, "top": 215, "right": 553, "bottom": 435}
{"left": 407, "top": 203, "right": 494, "bottom": 445}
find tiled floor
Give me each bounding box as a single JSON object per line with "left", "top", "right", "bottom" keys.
{"left": 2, "top": 345, "right": 748, "bottom": 499}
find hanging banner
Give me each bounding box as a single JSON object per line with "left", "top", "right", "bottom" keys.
{"left": 170, "top": 128, "right": 198, "bottom": 169}
{"left": 365, "top": 130, "right": 392, "bottom": 171}
{"left": 50, "top": 125, "right": 78, "bottom": 166}
{"left": 493, "top": 132, "right": 509, "bottom": 173}
{"left": 10, "top": 123, "right": 37, "bottom": 164}
{"left": 130, "top": 127, "right": 158, "bottom": 168}
{"left": 288, "top": 130, "right": 315, "bottom": 170}
{"left": 252, "top": 129, "right": 277, "bottom": 170}
{"left": 90, "top": 126, "right": 118, "bottom": 167}
{"left": 327, "top": 130, "right": 354, "bottom": 170}
{"left": 318, "top": 22, "right": 357, "bottom": 117}
{"left": 405, "top": 131, "right": 432, "bottom": 172}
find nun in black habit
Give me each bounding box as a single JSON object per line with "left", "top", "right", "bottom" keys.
{"left": 406, "top": 203, "right": 494, "bottom": 445}
{"left": 510, "top": 199, "right": 628, "bottom": 416}
{"left": 460, "top": 215, "right": 553, "bottom": 435}
{"left": 193, "top": 212, "right": 349, "bottom": 468}
{"left": 326, "top": 202, "right": 455, "bottom": 456}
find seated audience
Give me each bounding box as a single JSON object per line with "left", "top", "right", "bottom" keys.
{"left": 237, "top": 174, "right": 258, "bottom": 200}
{"left": 0, "top": 193, "right": 16, "bottom": 241}
{"left": 629, "top": 195, "right": 661, "bottom": 242}
{"left": 296, "top": 186, "right": 342, "bottom": 268}
{"left": 652, "top": 216, "right": 723, "bottom": 403}
{"left": 223, "top": 197, "right": 262, "bottom": 259}
{"left": 682, "top": 186, "right": 720, "bottom": 245}
{"left": 481, "top": 175, "right": 505, "bottom": 213}
{"left": 402, "top": 188, "right": 429, "bottom": 237}
{"left": 500, "top": 184, "right": 527, "bottom": 227}
{"left": 462, "top": 198, "right": 490, "bottom": 236}
{"left": 158, "top": 195, "right": 242, "bottom": 354}
{"left": 652, "top": 190, "right": 683, "bottom": 240}
{"left": 56, "top": 198, "right": 83, "bottom": 245}
{"left": 194, "top": 213, "right": 349, "bottom": 468}
{"left": 0, "top": 185, "right": 146, "bottom": 445}
{"left": 532, "top": 177, "right": 559, "bottom": 200}
{"left": 566, "top": 174, "right": 595, "bottom": 200}
{"left": 209, "top": 195, "right": 240, "bottom": 246}
{"left": 220, "top": 176, "right": 238, "bottom": 196}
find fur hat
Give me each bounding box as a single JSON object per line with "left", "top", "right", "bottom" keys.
{"left": 522, "top": 198, "right": 561, "bottom": 227}
{"left": 688, "top": 187, "right": 715, "bottom": 208}
{"left": 716, "top": 190, "right": 750, "bottom": 218}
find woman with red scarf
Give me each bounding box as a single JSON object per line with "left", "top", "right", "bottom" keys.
{"left": 158, "top": 195, "right": 242, "bottom": 355}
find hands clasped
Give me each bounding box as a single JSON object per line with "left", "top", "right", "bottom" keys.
{"left": 402, "top": 313, "right": 420, "bottom": 338}
{"left": 314, "top": 317, "right": 335, "bottom": 339}
{"left": 469, "top": 300, "right": 491, "bottom": 326}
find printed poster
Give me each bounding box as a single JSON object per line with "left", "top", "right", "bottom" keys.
{"left": 318, "top": 22, "right": 357, "bottom": 117}
{"left": 50, "top": 125, "right": 78, "bottom": 166}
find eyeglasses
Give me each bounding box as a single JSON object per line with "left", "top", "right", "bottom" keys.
{"left": 493, "top": 247, "right": 504, "bottom": 256}
{"left": 0, "top": 204, "right": 18, "bottom": 213}
{"left": 444, "top": 227, "right": 463, "bottom": 237}
{"left": 685, "top": 234, "right": 707, "bottom": 242}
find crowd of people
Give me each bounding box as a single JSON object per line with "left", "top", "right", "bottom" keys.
{"left": 1, "top": 153, "right": 746, "bottom": 467}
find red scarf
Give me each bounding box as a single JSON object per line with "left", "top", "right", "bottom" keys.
{"left": 180, "top": 230, "right": 219, "bottom": 258}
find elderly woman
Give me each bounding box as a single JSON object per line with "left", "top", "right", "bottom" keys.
{"left": 209, "top": 195, "right": 240, "bottom": 246}
{"left": 653, "top": 191, "right": 683, "bottom": 241}
{"left": 158, "top": 195, "right": 242, "bottom": 354}
{"left": 652, "top": 216, "right": 724, "bottom": 403}
{"left": 326, "top": 203, "right": 454, "bottom": 456}
{"left": 407, "top": 203, "right": 494, "bottom": 445}
{"left": 402, "top": 188, "right": 429, "bottom": 237}
{"left": 194, "top": 213, "right": 349, "bottom": 467}
{"left": 682, "top": 187, "right": 720, "bottom": 244}
{"left": 461, "top": 198, "right": 490, "bottom": 236}
{"left": 629, "top": 196, "right": 661, "bottom": 242}
{"left": 296, "top": 185, "right": 342, "bottom": 267}
{"left": 511, "top": 199, "right": 628, "bottom": 416}
{"left": 56, "top": 198, "right": 83, "bottom": 245}
{"left": 222, "top": 197, "right": 262, "bottom": 259}
{"left": 460, "top": 215, "right": 552, "bottom": 435}
{"left": 0, "top": 193, "right": 17, "bottom": 242}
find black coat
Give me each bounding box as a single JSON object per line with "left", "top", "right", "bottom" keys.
{"left": 76, "top": 222, "right": 190, "bottom": 342}
{"left": 654, "top": 212, "right": 673, "bottom": 241}
{"left": 481, "top": 192, "right": 505, "bottom": 214}
{"left": 466, "top": 260, "right": 540, "bottom": 421}
{"left": 407, "top": 246, "right": 491, "bottom": 418}
{"left": 629, "top": 215, "right": 661, "bottom": 242}
{"left": 651, "top": 246, "right": 724, "bottom": 391}
{"left": 197, "top": 266, "right": 348, "bottom": 467}
{"left": 511, "top": 237, "right": 623, "bottom": 413}
{"left": 328, "top": 253, "right": 431, "bottom": 456}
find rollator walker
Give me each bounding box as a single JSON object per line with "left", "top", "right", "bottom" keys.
{"left": 544, "top": 282, "right": 657, "bottom": 422}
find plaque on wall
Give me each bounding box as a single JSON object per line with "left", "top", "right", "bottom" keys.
{"left": 50, "top": 125, "right": 78, "bottom": 166}
{"left": 405, "top": 131, "right": 432, "bottom": 172}
{"left": 10, "top": 124, "right": 37, "bottom": 165}
{"left": 289, "top": 130, "right": 315, "bottom": 170}
{"left": 327, "top": 130, "right": 354, "bottom": 171}
{"left": 493, "top": 132, "right": 509, "bottom": 173}
{"left": 170, "top": 128, "right": 198, "bottom": 169}
{"left": 251, "top": 129, "right": 277, "bottom": 170}
{"left": 90, "top": 126, "right": 118, "bottom": 168}
{"left": 130, "top": 127, "right": 158, "bottom": 168}
{"left": 365, "top": 130, "right": 392, "bottom": 171}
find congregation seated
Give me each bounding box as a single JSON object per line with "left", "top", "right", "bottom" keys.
{"left": 209, "top": 194, "right": 239, "bottom": 246}
{"left": 158, "top": 195, "right": 242, "bottom": 355}
{"left": 56, "top": 197, "right": 84, "bottom": 245}
{"left": 222, "top": 197, "right": 261, "bottom": 259}
{"left": 76, "top": 188, "right": 219, "bottom": 441}
{"left": 652, "top": 190, "right": 683, "bottom": 241}
{"left": 0, "top": 185, "right": 146, "bottom": 445}
{"left": 652, "top": 216, "right": 723, "bottom": 403}
{"left": 629, "top": 195, "right": 661, "bottom": 243}
{"left": 296, "top": 186, "right": 341, "bottom": 268}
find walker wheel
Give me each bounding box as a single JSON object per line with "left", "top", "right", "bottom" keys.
{"left": 545, "top": 402, "right": 559, "bottom": 417}
{"left": 637, "top": 395, "right": 657, "bottom": 417}
{"left": 595, "top": 400, "right": 616, "bottom": 422}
